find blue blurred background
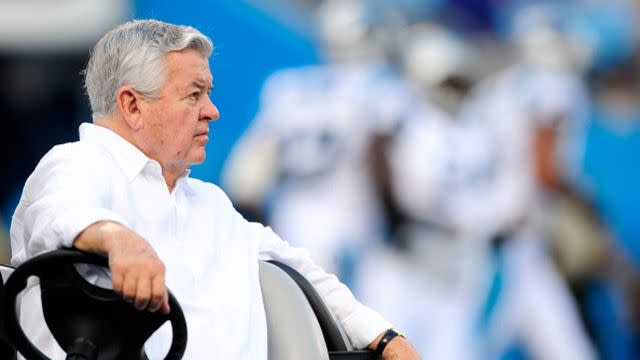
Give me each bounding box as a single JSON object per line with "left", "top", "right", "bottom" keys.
{"left": 1, "top": 0, "right": 640, "bottom": 359}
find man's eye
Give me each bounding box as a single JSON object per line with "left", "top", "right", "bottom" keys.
{"left": 190, "top": 92, "right": 200, "bottom": 99}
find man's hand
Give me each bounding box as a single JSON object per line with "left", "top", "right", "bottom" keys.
{"left": 74, "top": 221, "right": 170, "bottom": 314}
{"left": 368, "top": 330, "right": 422, "bottom": 360}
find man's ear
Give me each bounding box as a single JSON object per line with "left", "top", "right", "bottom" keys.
{"left": 116, "top": 86, "right": 145, "bottom": 130}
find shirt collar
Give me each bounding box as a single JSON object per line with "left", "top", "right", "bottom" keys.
{"left": 78, "top": 123, "right": 196, "bottom": 194}
{"left": 79, "top": 122, "right": 153, "bottom": 182}
{"left": 177, "top": 169, "right": 195, "bottom": 195}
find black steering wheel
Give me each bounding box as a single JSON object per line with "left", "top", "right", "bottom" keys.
{"left": 2, "top": 248, "right": 187, "bottom": 360}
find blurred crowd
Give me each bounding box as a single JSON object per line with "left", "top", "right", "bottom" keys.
{"left": 222, "top": 0, "right": 640, "bottom": 359}
{"left": 1, "top": 0, "right": 639, "bottom": 359}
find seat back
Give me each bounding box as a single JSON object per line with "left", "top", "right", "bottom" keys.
{"left": 0, "top": 264, "right": 17, "bottom": 360}
{"left": 260, "top": 261, "right": 377, "bottom": 360}
{"left": 259, "top": 261, "right": 330, "bottom": 360}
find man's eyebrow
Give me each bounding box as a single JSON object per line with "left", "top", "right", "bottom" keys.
{"left": 191, "top": 80, "right": 213, "bottom": 92}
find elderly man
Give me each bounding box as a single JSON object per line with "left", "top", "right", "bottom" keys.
{"left": 9, "top": 19, "right": 420, "bottom": 359}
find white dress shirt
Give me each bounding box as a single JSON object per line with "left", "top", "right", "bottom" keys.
{"left": 10, "top": 123, "right": 391, "bottom": 359}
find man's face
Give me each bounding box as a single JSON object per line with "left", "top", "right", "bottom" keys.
{"left": 138, "top": 48, "right": 219, "bottom": 174}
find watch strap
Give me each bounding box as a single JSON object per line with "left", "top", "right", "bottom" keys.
{"left": 375, "top": 328, "right": 404, "bottom": 358}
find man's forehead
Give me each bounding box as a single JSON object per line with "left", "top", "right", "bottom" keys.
{"left": 164, "top": 49, "right": 213, "bottom": 87}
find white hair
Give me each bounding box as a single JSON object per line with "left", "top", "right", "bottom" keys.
{"left": 84, "top": 19, "right": 213, "bottom": 120}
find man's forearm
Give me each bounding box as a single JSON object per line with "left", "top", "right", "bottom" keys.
{"left": 73, "top": 221, "right": 127, "bottom": 254}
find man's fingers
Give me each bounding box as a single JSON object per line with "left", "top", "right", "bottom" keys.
{"left": 112, "top": 272, "right": 125, "bottom": 294}
{"left": 121, "top": 273, "right": 137, "bottom": 303}
{"left": 134, "top": 277, "right": 151, "bottom": 310}
{"left": 105, "top": 235, "right": 167, "bottom": 312}
{"left": 148, "top": 274, "right": 166, "bottom": 312}
{"left": 161, "top": 291, "right": 171, "bottom": 315}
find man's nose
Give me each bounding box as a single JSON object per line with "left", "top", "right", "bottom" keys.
{"left": 201, "top": 96, "right": 220, "bottom": 122}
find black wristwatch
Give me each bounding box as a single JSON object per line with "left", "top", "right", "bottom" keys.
{"left": 375, "top": 328, "right": 404, "bottom": 358}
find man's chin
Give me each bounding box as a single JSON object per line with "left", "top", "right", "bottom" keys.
{"left": 189, "top": 151, "right": 207, "bottom": 166}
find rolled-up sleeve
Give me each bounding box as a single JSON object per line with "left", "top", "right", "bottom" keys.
{"left": 11, "top": 144, "right": 127, "bottom": 265}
